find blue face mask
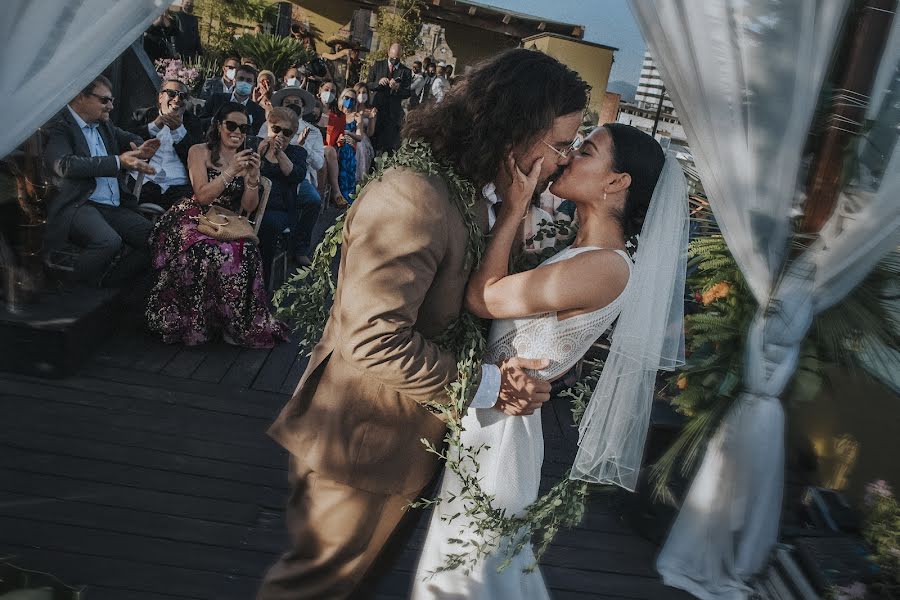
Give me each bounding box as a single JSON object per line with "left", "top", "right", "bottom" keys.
{"left": 342, "top": 97, "right": 354, "bottom": 109}
{"left": 234, "top": 81, "right": 253, "bottom": 96}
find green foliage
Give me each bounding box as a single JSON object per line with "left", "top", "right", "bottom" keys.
{"left": 193, "top": 0, "right": 277, "bottom": 63}
{"left": 862, "top": 481, "right": 900, "bottom": 597}
{"left": 363, "top": 0, "right": 424, "bottom": 76}
{"left": 233, "top": 33, "right": 317, "bottom": 77}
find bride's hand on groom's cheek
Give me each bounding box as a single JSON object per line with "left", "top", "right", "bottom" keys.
{"left": 503, "top": 155, "right": 544, "bottom": 219}
{"left": 495, "top": 357, "right": 551, "bottom": 416}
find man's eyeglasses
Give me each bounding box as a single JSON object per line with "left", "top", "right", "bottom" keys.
{"left": 271, "top": 124, "right": 295, "bottom": 138}
{"left": 88, "top": 92, "right": 114, "bottom": 105}
{"left": 541, "top": 133, "right": 585, "bottom": 159}
{"left": 222, "top": 120, "right": 249, "bottom": 134}
{"left": 162, "top": 89, "right": 189, "bottom": 101}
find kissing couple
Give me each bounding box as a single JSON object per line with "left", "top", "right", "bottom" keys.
{"left": 258, "top": 48, "right": 689, "bottom": 600}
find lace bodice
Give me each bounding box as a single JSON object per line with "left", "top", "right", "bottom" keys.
{"left": 483, "top": 246, "right": 632, "bottom": 381}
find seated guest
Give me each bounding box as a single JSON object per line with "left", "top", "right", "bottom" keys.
{"left": 127, "top": 79, "right": 204, "bottom": 210}
{"left": 146, "top": 102, "right": 288, "bottom": 348}
{"left": 44, "top": 74, "right": 160, "bottom": 286}
{"left": 282, "top": 66, "right": 300, "bottom": 88}
{"left": 262, "top": 87, "right": 324, "bottom": 263}
{"left": 200, "top": 56, "right": 239, "bottom": 100}
{"left": 202, "top": 64, "right": 266, "bottom": 135}
{"left": 253, "top": 69, "right": 277, "bottom": 115}
{"left": 319, "top": 81, "right": 348, "bottom": 208}
{"left": 256, "top": 107, "right": 309, "bottom": 282}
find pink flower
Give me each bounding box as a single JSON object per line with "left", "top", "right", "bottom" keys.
{"left": 833, "top": 582, "right": 866, "bottom": 600}
{"left": 865, "top": 479, "right": 894, "bottom": 506}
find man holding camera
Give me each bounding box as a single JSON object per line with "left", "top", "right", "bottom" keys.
{"left": 366, "top": 42, "right": 411, "bottom": 154}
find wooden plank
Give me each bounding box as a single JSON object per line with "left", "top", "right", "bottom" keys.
{"left": 0, "top": 429, "right": 285, "bottom": 489}
{"left": 0, "top": 490, "right": 284, "bottom": 556}
{"left": 0, "top": 468, "right": 259, "bottom": 525}
{"left": 0, "top": 544, "right": 262, "bottom": 600}
{"left": 161, "top": 345, "right": 210, "bottom": 379}
{"left": 220, "top": 346, "right": 271, "bottom": 389}
{"left": 253, "top": 340, "right": 301, "bottom": 393}
{"left": 191, "top": 343, "right": 243, "bottom": 383}
{"left": 1, "top": 372, "right": 278, "bottom": 421}
{"left": 0, "top": 394, "right": 277, "bottom": 451}
{"left": 0, "top": 446, "right": 285, "bottom": 506}
{"left": 2, "top": 400, "right": 283, "bottom": 468}
{"left": 542, "top": 565, "right": 692, "bottom": 599}
{"left": 278, "top": 352, "right": 309, "bottom": 395}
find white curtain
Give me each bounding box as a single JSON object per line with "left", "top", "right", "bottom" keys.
{"left": 628, "top": 2, "right": 900, "bottom": 599}
{"left": 0, "top": 0, "right": 167, "bottom": 159}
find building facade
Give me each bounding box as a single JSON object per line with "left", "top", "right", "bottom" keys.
{"left": 617, "top": 50, "right": 686, "bottom": 143}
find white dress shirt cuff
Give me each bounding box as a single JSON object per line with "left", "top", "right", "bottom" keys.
{"left": 470, "top": 363, "right": 501, "bottom": 409}
{"left": 147, "top": 121, "right": 161, "bottom": 136}
{"left": 171, "top": 123, "right": 187, "bottom": 143}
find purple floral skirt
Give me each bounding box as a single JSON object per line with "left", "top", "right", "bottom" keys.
{"left": 146, "top": 199, "right": 288, "bottom": 348}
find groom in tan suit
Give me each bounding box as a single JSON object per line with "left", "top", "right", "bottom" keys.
{"left": 258, "top": 48, "right": 590, "bottom": 599}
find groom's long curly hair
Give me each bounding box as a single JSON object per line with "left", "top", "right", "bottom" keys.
{"left": 403, "top": 48, "right": 590, "bottom": 189}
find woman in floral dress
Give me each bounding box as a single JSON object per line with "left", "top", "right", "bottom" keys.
{"left": 146, "top": 101, "right": 288, "bottom": 347}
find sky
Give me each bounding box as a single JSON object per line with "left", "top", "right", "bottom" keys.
{"left": 480, "top": 0, "right": 646, "bottom": 86}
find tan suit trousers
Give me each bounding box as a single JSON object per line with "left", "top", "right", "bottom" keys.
{"left": 257, "top": 458, "right": 425, "bottom": 600}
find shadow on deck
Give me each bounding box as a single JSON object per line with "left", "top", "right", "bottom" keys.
{"left": 0, "top": 314, "right": 691, "bottom": 600}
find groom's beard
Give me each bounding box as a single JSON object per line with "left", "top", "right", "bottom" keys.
{"left": 531, "top": 164, "right": 567, "bottom": 204}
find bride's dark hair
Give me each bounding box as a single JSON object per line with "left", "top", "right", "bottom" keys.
{"left": 603, "top": 123, "right": 665, "bottom": 240}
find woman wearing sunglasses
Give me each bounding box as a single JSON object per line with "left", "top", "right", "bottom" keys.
{"left": 146, "top": 101, "right": 288, "bottom": 348}
{"left": 256, "top": 106, "right": 311, "bottom": 283}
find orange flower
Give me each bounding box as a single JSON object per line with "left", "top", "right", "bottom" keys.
{"left": 676, "top": 375, "right": 688, "bottom": 390}
{"left": 701, "top": 281, "right": 731, "bottom": 305}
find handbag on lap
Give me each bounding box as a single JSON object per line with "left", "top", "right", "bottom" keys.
{"left": 196, "top": 205, "right": 259, "bottom": 245}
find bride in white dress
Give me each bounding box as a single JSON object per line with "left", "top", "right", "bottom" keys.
{"left": 412, "top": 123, "right": 690, "bottom": 599}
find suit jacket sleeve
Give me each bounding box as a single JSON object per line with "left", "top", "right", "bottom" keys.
{"left": 45, "top": 118, "right": 119, "bottom": 179}
{"left": 366, "top": 62, "right": 384, "bottom": 92}
{"left": 113, "top": 123, "right": 143, "bottom": 153}
{"left": 397, "top": 67, "right": 412, "bottom": 100}
{"left": 337, "top": 172, "right": 458, "bottom": 406}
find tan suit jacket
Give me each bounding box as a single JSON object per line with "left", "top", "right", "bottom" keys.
{"left": 269, "top": 167, "right": 488, "bottom": 496}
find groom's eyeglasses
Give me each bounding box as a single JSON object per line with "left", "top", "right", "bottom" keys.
{"left": 542, "top": 133, "right": 585, "bottom": 159}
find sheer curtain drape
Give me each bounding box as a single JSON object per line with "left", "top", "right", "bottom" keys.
{"left": 0, "top": 0, "right": 166, "bottom": 159}
{"left": 628, "top": 2, "right": 900, "bottom": 599}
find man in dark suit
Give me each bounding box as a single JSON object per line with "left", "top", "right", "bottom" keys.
{"left": 366, "top": 43, "right": 412, "bottom": 154}
{"left": 201, "top": 64, "right": 266, "bottom": 135}
{"left": 173, "top": 0, "right": 202, "bottom": 60}
{"left": 200, "top": 56, "right": 239, "bottom": 100}
{"left": 127, "top": 79, "right": 205, "bottom": 210}
{"left": 44, "top": 75, "right": 160, "bottom": 286}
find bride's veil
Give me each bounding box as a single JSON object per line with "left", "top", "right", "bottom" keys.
{"left": 570, "top": 154, "right": 689, "bottom": 491}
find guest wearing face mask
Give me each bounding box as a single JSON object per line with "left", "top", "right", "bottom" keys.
{"left": 409, "top": 60, "right": 425, "bottom": 109}
{"left": 366, "top": 42, "right": 411, "bottom": 154}
{"left": 283, "top": 66, "right": 301, "bottom": 89}
{"left": 334, "top": 88, "right": 360, "bottom": 203}
{"left": 202, "top": 64, "right": 266, "bottom": 135}
{"left": 318, "top": 82, "right": 349, "bottom": 208}
{"left": 201, "top": 56, "right": 239, "bottom": 101}
{"left": 127, "top": 79, "right": 204, "bottom": 210}
{"left": 352, "top": 82, "right": 376, "bottom": 178}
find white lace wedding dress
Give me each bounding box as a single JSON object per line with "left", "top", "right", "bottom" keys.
{"left": 412, "top": 246, "right": 632, "bottom": 600}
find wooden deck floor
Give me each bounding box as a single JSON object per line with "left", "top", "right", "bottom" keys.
{"left": 0, "top": 316, "right": 691, "bottom": 600}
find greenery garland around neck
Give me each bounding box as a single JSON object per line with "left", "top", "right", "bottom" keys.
{"left": 273, "top": 139, "right": 601, "bottom": 576}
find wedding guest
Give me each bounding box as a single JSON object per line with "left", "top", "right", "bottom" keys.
{"left": 146, "top": 102, "right": 287, "bottom": 347}
{"left": 366, "top": 42, "right": 411, "bottom": 153}
{"left": 44, "top": 74, "right": 160, "bottom": 286}
{"left": 256, "top": 107, "right": 309, "bottom": 282}
{"left": 352, "top": 82, "right": 376, "bottom": 178}
{"left": 264, "top": 87, "right": 325, "bottom": 262}
{"left": 444, "top": 63, "right": 454, "bottom": 85}
{"left": 200, "top": 56, "right": 239, "bottom": 100}
{"left": 127, "top": 79, "right": 204, "bottom": 209}
{"left": 143, "top": 10, "right": 176, "bottom": 62}
{"left": 172, "top": 0, "right": 202, "bottom": 60}
{"left": 431, "top": 62, "right": 449, "bottom": 103}
{"left": 319, "top": 81, "right": 348, "bottom": 208}
{"left": 202, "top": 64, "right": 265, "bottom": 135}
{"left": 283, "top": 66, "right": 301, "bottom": 88}
{"left": 409, "top": 60, "right": 426, "bottom": 109}
{"left": 253, "top": 69, "right": 277, "bottom": 114}
{"left": 334, "top": 88, "right": 360, "bottom": 202}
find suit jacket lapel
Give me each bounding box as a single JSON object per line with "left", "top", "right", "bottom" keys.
{"left": 63, "top": 109, "right": 92, "bottom": 158}
{"left": 98, "top": 121, "right": 117, "bottom": 155}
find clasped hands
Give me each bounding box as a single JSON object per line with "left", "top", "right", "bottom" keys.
{"left": 494, "top": 357, "right": 551, "bottom": 416}
{"left": 119, "top": 138, "right": 160, "bottom": 175}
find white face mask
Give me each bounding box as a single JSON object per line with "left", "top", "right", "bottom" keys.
{"left": 225, "top": 68, "right": 236, "bottom": 81}
{"left": 319, "top": 90, "right": 335, "bottom": 104}
{"left": 357, "top": 92, "right": 368, "bottom": 104}
{"left": 286, "top": 77, "right": 298, "bottom": 87}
